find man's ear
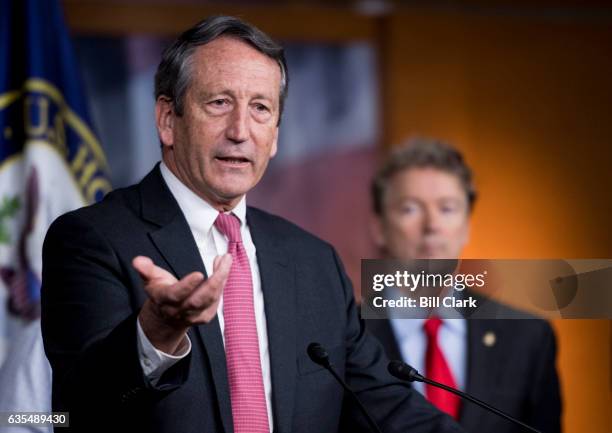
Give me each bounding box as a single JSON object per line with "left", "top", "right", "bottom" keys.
{"left": 269, "top": 127, "right": 279, "bottom": 158}
{"left": 155, "top": 96, "right": 175, "bottom": 148}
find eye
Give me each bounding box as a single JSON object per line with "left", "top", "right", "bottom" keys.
{"left": 253, "top": 103, "right": 270, "bottom": 113}
{"left": 205, "top": 98, "right": 232, "bottom": 115}
{"left": 440, "top": 202, "right": 464, "bottom": 214}
{"left": 400, "top": 203, "right": 419, "bottom": 215}
{"left": 209, "top": 99, "right": 228, "bottom": 107}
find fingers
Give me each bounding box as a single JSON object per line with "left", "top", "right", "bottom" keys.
{"left": 211, "top": 253, "right": 233, "bottom": 284}
{"left": 132, "top": 256, "right": 176, "bottom": 285}
{"left": 133, "top": 255, "right": 203, "bottom": 304}
{"left": 164, "top": 271, "right": 205, "bottom": 304}
{"left": 182, "top": 254, "right": 232, "bottom": 310}
{"left": 134, "top": 254, "right": 232, "bottom": 327}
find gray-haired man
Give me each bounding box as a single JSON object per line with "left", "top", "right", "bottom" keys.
{"left": 42, "top": 16, "right": 463, "bottom": 433}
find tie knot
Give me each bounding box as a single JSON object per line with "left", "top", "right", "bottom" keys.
{"left": 424, "top": 317, "right": 443, "bottom": 338}
{"left": 215, "top": 212, "right": 242, "bottom": 243}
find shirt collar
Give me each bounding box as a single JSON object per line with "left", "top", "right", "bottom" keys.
{"left": 159, "top": 161, "right": 247, "bottom": 238}
{"left": 391, "top": 316, "right": 466, "bottom": 342}
{"left": 390, "top": 316, "right": 426, "bottom": 342}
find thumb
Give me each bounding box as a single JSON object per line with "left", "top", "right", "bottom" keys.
{"left": 209, "top": 254, "right": 233, "bottom": 287}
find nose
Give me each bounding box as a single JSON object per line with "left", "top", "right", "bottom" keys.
{"left": 423, "top": 208, "right": 441, "bottom": 234}
{"left": 225, "top": 104, "right": 249, "bottom": 143}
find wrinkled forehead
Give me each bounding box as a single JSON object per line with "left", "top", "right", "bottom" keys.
{"left": 188, "top": 37, "right": 282, "bottom": 97}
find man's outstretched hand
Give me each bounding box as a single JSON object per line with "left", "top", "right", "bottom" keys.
{"left": 133, "top": 254, "right": 232, "bottom": 354}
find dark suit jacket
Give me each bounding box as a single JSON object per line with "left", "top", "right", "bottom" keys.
{"left": 366, "top": 312, "right": 562, "bottom": 433}
{"left": 41, "top": 166, "right": 463, "bottom": 433}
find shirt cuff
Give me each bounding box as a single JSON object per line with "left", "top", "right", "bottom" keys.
{"left": 136, "top": 318, "right": 191, "bottom": 386}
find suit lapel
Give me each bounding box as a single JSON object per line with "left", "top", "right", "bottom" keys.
{"left": 139, "top": 166, "right": 233, "bottom": 433}
{"left": 247, "top": 208, "right": 296, "bottom": 433}
{"left": 460, "top": 319, "right": 502, "bottom": 431}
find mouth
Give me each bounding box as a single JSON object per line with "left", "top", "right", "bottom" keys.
{"left": 419, "top": 244, "right": 443, "bottom": 257}
{"left": 214, "top": 156, "right": 252, "bottom": 167}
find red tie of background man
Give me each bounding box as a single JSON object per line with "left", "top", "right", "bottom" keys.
{"left": 424, "top": 318, "right": 461, "bottom": 420}
{"left": 215, "top": 213, "right": 269, "bottom": 433}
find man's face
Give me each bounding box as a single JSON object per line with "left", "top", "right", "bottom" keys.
{"left": 373, "top": 167, "right": 470, "bottom": 260}
{"left": 157, "top": 36, "right": 281, "bottom": 209}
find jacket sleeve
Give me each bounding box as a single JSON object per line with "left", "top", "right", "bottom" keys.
{"left": 41, "top": 211, "right": 190, "bottom": 426}
{"left": 331, "top": 247, "right": 465, "bottom": 433}
{"left": 526, "top": 321, "right": 562, "bottom": 433}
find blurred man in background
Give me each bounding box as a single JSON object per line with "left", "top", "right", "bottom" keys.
{"left": 366, "top": 138, "right": 562, "bottom": 433}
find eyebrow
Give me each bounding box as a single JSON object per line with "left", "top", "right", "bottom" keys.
{"left": 394, "top": 195, "right": 466, "bottom": 205}
{"left": 251, "top": 93, "right": 275, "bottom": 103}
{"left": 437, "top": 197, "right": 465, "bottom": 203}
{"left": 198, "top": 89, "right": 275, "bottom": 104}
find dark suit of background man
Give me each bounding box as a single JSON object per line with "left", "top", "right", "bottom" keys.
{"left": 366, "top": 139, "right": 562, "bottom": 433}
{"left": 41, "top": 16, "right": 464, "bottom": 433}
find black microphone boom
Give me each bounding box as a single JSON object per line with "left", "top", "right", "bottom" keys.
{"left": 388, "top": 360, "right": 542, "bottom": 433}
{"left": 307, "top": 343, "right": 383, "bottom": 433}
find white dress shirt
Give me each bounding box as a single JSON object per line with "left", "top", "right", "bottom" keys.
{"left": 136, "top": 161, "right": 273, "bottom": 431}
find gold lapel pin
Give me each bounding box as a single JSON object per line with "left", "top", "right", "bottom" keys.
{"left": 483, "top": 331, "right": 496, "bottom": 347}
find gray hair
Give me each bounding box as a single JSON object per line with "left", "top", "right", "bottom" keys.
{"left": 372, "top": 137, "right": 477, "bottom": 215}
{"left": 154, "top": 15, "right": 288, "bottom": 124}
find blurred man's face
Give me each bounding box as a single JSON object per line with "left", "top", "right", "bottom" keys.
{"left": 373, "top": 167, "right": 470, "bottom": 260}
{"left": 157, "top": 36, "right": 281, "bottom": 210}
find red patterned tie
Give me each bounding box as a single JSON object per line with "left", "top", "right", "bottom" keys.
{"left": 215, "top": 212, "right": 269, "bottom": 433}
{"left": 424, "top": 318, "right": 461, "bottom": 420}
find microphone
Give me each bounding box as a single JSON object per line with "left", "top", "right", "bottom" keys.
{"left": 388, "top": 360, "right": 542, "bottom": 433}
{"left": 307, "top": 343, "right": 383, "bottom": 433}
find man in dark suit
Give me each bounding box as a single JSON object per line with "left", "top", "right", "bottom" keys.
{"left": 41, "top": 16, "right": 463, "bottom": 433}
{"left": 366, "top": 139, "right": 562, "bottom": 433}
